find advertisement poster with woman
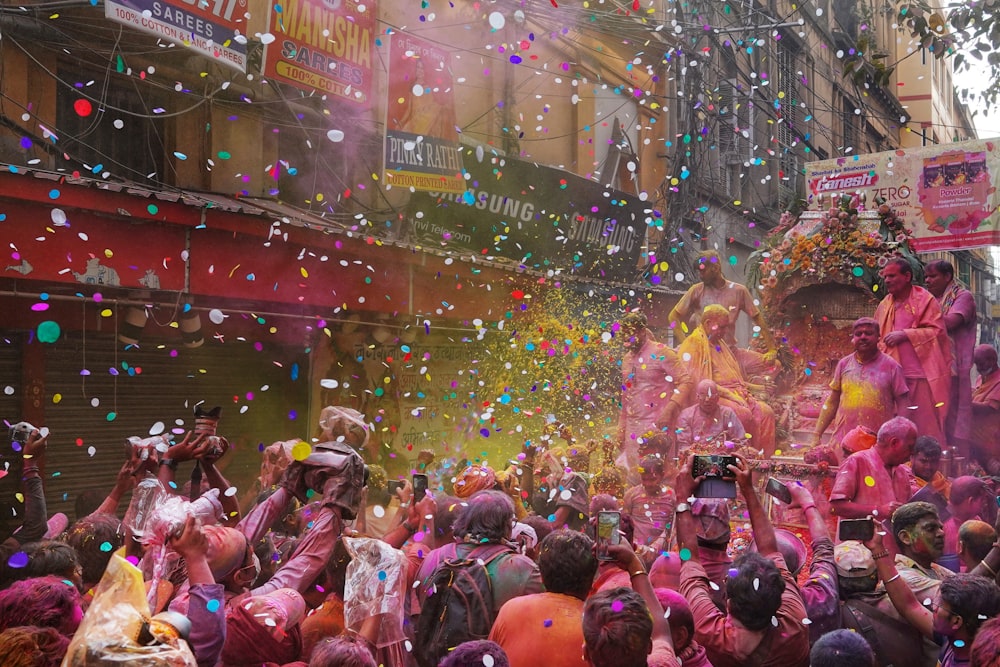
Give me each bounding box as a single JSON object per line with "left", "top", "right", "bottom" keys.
{"left": 383, "top": 33, "right": 465, "bottom": 194}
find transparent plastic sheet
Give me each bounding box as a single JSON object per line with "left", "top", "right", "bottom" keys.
{"left": 342, "top": 537, "right": 407, "bottom": 648}
{"left": 140, "top": 491, "right": 224, "bottom": 610}
{"left": 61, "top": 554, "right": 197, "bottom": 667}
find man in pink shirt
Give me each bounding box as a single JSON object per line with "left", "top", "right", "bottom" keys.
{"left": 939, "top": 476, "right": 990, "bottom": 572}
{"left": 811, "top": 317, "right": 908, "bottom": 452}
{"left": 875, "top": 258, "right": 952, "bottom": 445}
{"left": 618, "top": 311, "right": 693, "bottom": 476}
{"left": 925, "top": 260, "right": 977, "bottom": 459}
{"left": 829, "top": 416, "right": 917, "bottom": 523}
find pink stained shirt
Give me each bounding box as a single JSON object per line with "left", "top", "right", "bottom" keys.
{"left": 827, "top": 351, "right": 908, "bottom": 445}
{"left": 829, "top": 447, "right": 913, "bottom": 511}
{"left": 620, "top": 338, "right": 692, "bottom": 443}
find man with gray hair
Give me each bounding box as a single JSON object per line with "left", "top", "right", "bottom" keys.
{"left": 811, "top": 316, "right": 908, "bottom": 455}
{"left": 830, "top": 416, "right": 918, "bottom": 522}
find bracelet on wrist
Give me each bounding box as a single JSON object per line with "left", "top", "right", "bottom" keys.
{"left": 981, "top": 560, "right": 998, "bottom": 578}
{"left": 871, "top": 550, "right": 890, "bottom": 561}
{"left": 801, "top": 504, "right": 817, "bottom": 513}
{"left": 629, "top": 569, "right": 647, "bottom": 578}
{"left": 885, "top": 572, "right": 901, "bottom": 584}
{"left": 402, "top": 520, "right": 418, "bottom": 533}
{"left": 159, "top": 458, "right": 179, "bottom": 471}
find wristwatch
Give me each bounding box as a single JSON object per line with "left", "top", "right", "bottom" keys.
{"left": 675, "top": 502, "right": 691, "bottom": 513}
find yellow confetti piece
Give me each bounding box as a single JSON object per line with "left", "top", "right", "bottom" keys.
{"left": 52, "top": 393, "right": 62, "bottom": 404}
{"left": 291, "top": 441, "right": 312, "bottom": 461}
{"left": 300, "top": 267, "right": 309, "bottom": 278}
{"left": 104, "top": 249, "right": 114, "bottom": 258}
{"left": 100, "top": 308, "right": 113, "bottom": 317}
{"left": 864, "top": 475, "right": 876, "bottom": 487}
{"left": 228, "top": 264, "right": 241, "bottom": 278}
{"left": 15, "top": 493, "right": 24, "bottom": 503}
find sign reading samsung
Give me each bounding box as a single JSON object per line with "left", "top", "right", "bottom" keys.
{"left": 405, "top": 148, "right": 651, "bottom": 283}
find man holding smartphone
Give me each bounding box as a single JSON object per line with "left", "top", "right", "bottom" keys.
{"left": 673, "top": 454, "right": 810, "bottom": 667}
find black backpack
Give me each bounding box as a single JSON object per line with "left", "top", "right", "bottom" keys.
{"left": 413, "top": 544, "right": 511, "bottom": 667}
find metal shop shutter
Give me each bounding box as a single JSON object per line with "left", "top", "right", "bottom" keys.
{"left": 42, "top": 332, "right": 309, "bottom": 521}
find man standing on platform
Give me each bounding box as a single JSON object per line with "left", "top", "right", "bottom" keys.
{"left": 668, "top": 249, "right": 776, "bottom": 352}
{"left": 618, "top": 311, "right": 693, "bottom": 476}
{"left": 875, "top": 258, "right": 952, "bottom": 445}
{"left": 811, "top": 317, "right": 908, "bottom": 453}
{"left": 924, "top": 260, "right": 977, "bottom": 460}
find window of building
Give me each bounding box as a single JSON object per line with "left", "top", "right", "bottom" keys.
{"left": 55, "top": 67, "right": 166, "bottom": 183}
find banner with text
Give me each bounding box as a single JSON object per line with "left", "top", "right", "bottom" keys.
{"left": 383, "top": 33, "right": 464, "bottom": 194}
{"left": 804, "top": 138, "right": 1000, "bottom": 252}
{"left": 105, "top": 0, "right": 247, "bottom": 71}
{"left": 262, "top": 0, "right": 374, "bottom": 104}
{"left": 405, "top": 148, "right": 650, "bottom": 283}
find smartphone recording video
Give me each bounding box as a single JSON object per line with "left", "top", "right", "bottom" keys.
{"left": 838, "top": 517, "right": 875, "bottom": 542}
{"left": 412, "top": 473, "right": 429, "bottom": 502}
{"left": 596, "top": 511, "right": 621, "bottom": 560}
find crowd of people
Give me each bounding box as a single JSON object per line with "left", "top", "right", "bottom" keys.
{"left": 1, "top": 253, "right": 999, "bottom": 667}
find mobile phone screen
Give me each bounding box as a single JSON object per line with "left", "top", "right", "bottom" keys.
{"left": 412, "top": 473, "right": 429, "bottom": 502}
{"left": 838, "top": 518, "right": 875, "bottom": 542}
{"left": 765, "top": 477, "right": 792, "bottom": 504}
{"left": 596, "top": 511, "right": 621, "bottom": 560}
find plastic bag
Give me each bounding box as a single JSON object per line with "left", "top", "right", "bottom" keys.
{"left": 140, "top": 492, "right": 223, "bottom": 610}
{"left": 61, "top": 554, "right": 197, "bottom": 666}
{"left": 342, "top": 537, "right": 407, "bottom": 648}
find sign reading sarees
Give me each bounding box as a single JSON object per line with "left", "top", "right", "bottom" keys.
{"left": 263, "top": 0, "right": 374, "bottom": 104}
{"left": 405, "top": 148, "right": 651, "bottom": 283}
{"left": 105, "top": 0, "right": 248, "bottom": 70}
{"left": 804, "top": 138, "right": 1000, "bottom": 252}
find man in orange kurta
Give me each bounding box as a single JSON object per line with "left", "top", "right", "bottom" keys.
{"left": 677, "top": 304, "right": 776, "bottom": 457}
{"left": 874, "top": 258, "right": 952, "bottom": 445}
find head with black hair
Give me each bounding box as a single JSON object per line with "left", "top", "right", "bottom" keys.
{"left": 438, "top": 640, "right": 510, "bottom": 667}
{"left": 891, "top": 501, "right": 943, "bottom": 565}
{"left": 538, "top": 529, "right": 598, "bottom": 599}
{"left": 937, "top": 574, "right": 1000, "bottom": 641}
{"left": 725, "top": 552, "right": 786, "bottom": 631}
{"left": 583, "top": 587, "right": 653, "bottom": 667}
{"left": 810, "top": 629, "right": 875, "bottom": 667}
{"left": 452, "top": 490, "right": 515, "bottom": 544}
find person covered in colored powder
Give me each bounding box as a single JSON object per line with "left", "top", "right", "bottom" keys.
{"left": 924, "top": 260, "right": 977, "bottom": 460}
{"left": 677, "top": 304, "right": 776, "bottom": 457}
{"left": 668, "top": 249, "right": 777, "bottom": 353}
{"left": 875, "top": 257, "right": 952, "bottom": 446}
{"left": 617, "top": 311, "right": 693, "bottom": 476}
{"left": 811, "top": 316, "right": 909, "bottom": 457}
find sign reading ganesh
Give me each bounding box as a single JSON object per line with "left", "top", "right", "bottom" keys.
{"left": 747, "top": 194, "right": 923, "bottom": 455}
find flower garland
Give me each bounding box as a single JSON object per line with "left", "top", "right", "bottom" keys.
{"left": 748, "top": 196, "right": 919, "bottom": 314}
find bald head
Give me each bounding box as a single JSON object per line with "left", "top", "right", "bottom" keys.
{"left": 959, "top": 520, "right": 997, "bottom": 566}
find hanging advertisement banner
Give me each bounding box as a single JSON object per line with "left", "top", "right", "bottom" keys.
{"left": 262, "top": 0, "right": 374, "bottom": 104}
{"left": 804, "top": 138, "right": 1000, "bottom": 252}
{"left": 383, "top": 33, "right": 464, "bottom": 194}
{"left": 405, "top": 148, "right": 649, "bottom": 283}
{"left": 105, "top": 0, "right": 247, "bottom": 71}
